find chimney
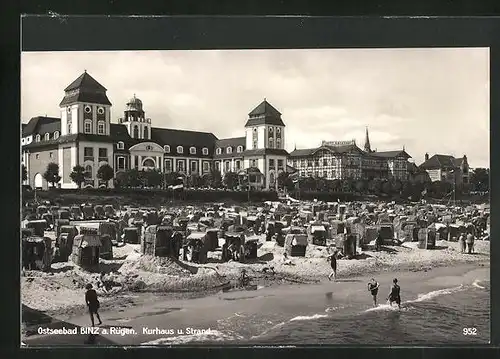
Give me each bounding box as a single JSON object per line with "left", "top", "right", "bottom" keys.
{"left": 425, "top": 153, "right": 429, "bottom": 161}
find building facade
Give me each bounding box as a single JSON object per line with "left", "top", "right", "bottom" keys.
{"left": 419, "top": 153, "right": 470, "bottom": 186}
{"left": 288, "top": 128, "right": 411, "bottom": 181}
{"left": 21, "top": 71, "right": 289, "bottom": 190}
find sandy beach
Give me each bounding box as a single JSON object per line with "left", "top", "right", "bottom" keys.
{"left": 21, "top": 234, "right": 490, "bottom": 343}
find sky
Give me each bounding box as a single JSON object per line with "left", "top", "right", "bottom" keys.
{"left": 21, "top": 48, "right": 490, "bottom": 168}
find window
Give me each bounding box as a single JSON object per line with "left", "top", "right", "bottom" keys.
{"left": 98, "top": 148, "right": 108, "bottom": 161}
{"left": 84, "top": 147, "right": 93, "bottom": 159}
{"left": 278, "top": 159, "right": 284, "bottom": 169}
{"left": 84, "top": 165, "right": 92, "bottom": 178}
{"left": 237, "top": 146, "right": 243, "bottom": 153}
{"left": 227, "top": 147, "right": 232, "bottom": 154}
{"left": 164, "top": 145, "right": 170, "bottom": 153}
{"left": 269, "top": 159, "right": 275, "bottom": 168}
{"left": 165, "top": 160, "right": 172, "bottom": 172}
{"left": 177, "top": 160, "right": 185, "bottom": 172}
{"left": 44, "top": 133, "right": 50, "bottom": 141}
{"left": 307, "top": 160, "right": 313, "bottom": 167}
{"left": 251, "top": 159, "right": 257, "bottom": 167}
{"left": 177, "top": 146, "right": 184, "bottom": 154}
{"left": 202, "top": 147, "right": 209, "bottom": 155}
{"left": 215, "top": 162, "right": 220, "bottom": 171}
{"left": 203, "top": 162, "right": 210, "bottom": 172}
{"left": 117, "top": 157, "right": 125, "bottom": 170}
{"left": 117, "top": 141, "right": 124, "bottom": 150}
{"left": 191, "top": 161, "right": 197, "bottom": 172}
{"left": 67, "top": 120, "right": 72, "bottom": 134}
{"left": 97, "top": 107, "right": 105, "bottom": 115}
{"left": 53, "top": 131, "right": 60, "bottom": 140}
{"left": 323, "top": 159, "right": 328, "bottom": 166}
{"left": 276, "top": 138, "right": 281, "bottom": 149}
{"left": 84, "top": 105, "right": 92, "bottom": 113}
{"left": 216, "top": 148, "right": 222, "bottom": 155}
{"left": 276, "top": 127, "right": 281, "bottom": 136}
{"left": 235, "top": 160, "right": 241, "bottom": 170}
{"left": 49, "top": 152, "right": 53, "bottom": 159}
{"left": 268, "top": 137, "right": 274, "bottom": 148}
{"left": 252, "top": 128, "right": 258, "bottom": 149}
{"left": 143, "top": 158, "right": 155, "bottom": 167}
{"left": 84, "top": 120, "right": 92, "bottom": 134}
{"left": 143, "top": 127, "right": 149, "bottom": 139}
{"left": 225, "top": 161, "right": 231, "bottom": 172}
{"left": 190, "top": 147, "right": 196, "bottom": 155}
{"left": 35, "top": 154, "right": 40, "bottom": 159}
{"left": 253, "top": 140, "right": 258, "bottom": 149}
{"left": 314, "top": 159, "right": 319, "bottom": 167}
{"left": 97, "top": 121, "right": 105, "bottom": 135}
{"left": 133, "top": 126, "right": 139, "bottom": 138}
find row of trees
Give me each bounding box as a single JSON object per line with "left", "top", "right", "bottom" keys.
{"left": 21, "top": 163, "right": 490, "bottom": 198}
{"left": 276, "top": 171, "right": 478, "bottom": 200}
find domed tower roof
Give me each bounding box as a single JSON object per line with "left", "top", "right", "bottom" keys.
{"left": 126, "top": 94, "right": 143, "bottom": 111}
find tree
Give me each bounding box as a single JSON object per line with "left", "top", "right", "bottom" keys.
{"left": 355, "top": 179, "right": 366, "bottom": 193}
{"left": 328, "top": 179, "right": 341, "bottom": 192}
{"left": 188, "top": 173, "right": 202, "bottom": 188}
{"left": 470, "top": 168, "right": 489, "bottom": 192}
{"left": 43, "top": 162, "right": 61, "bottom": 188}
{"left": 223, "top": 171, "right": 239, "bottom": 190}
{"left": 368, "top": 178, "right": 382, "bottom": 194}
{"left": 277, "top": 172, "right": 290, "bottom": 190}
{"left": 114, "top": 170, "right": 129, "bottom": 188}
{"left": 143, "top": 169, "right": 163, "bottom": 188}
{"left": 205, "top": 170, "right": 222, "bottom": 188}
{"left": 97, "top": 164, "right": 114, "bottom": 187}
{"left": 381, "top": 180, "right": 393, "bottom": 195}
{"left": 69, "top": 165, "right": 86, "bottom": 189}
{"left": 22, "top": 164, "right": 27, "bottom": 182}
{"left": 393, "top": 179, "right": 403, "bottom": 193}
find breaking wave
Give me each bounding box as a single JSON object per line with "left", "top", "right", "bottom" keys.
{"left": 290, "top": 314, "right": 328, "bottom": 322}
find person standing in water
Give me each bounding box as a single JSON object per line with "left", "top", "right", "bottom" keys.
{"left": 367, "top": 278, "right": 380, "bottom": 307}
{"left": 328, "top": 250, "right": 337, "bottom": 281}
{"left": 387, "top": 278, "right": 401, "bottom": 309}
{"left": 85, "top": 284, "right": 102, "bottom": 327}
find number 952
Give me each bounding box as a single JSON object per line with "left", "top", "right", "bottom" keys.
{"left": 463, "top": 328, "right": 477, "bottom": 336}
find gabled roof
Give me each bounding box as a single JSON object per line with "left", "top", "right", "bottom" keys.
{"left": 245, "top": 100, "right": 285, "bottom": 127}
{"left": 370, "top": 150, "right": 411, "bottom": 159}
{"left": 419, "top": 154, "right": 461, "bottom": 170}
{"left": 64, "top": 71, "right": 107, "bottom": 92}
{"left": 289, "top": 144, "right": 363, "bottom": 157}
{"left": 289, "top": 148, "right": 316, "bottom": 157}
{"left": 22, "top": 116, "right": 61, "bottom": 136}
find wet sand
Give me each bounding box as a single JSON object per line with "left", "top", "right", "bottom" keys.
{"left": 23, "top": 260, "right": 489, "bottom": 346}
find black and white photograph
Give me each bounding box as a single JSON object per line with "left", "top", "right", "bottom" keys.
{"left": 20, "top": 47, "right": 490, "bottom": 345}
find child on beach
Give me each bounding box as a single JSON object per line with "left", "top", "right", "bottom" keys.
{"left": 368, "top": 278, "right": 380, "bottom": 307}
{"left": 85, "top": 284, "right": 102, "bottom": 327}
{"left": 459, "top": 233, "right": 466, "bottom": 253}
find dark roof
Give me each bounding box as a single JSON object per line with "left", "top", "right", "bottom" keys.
{"left": 245, "top": 100, "right": 285, "bottom": 127}
{"left": 214, "top": 137, "right": 245, "bottom": 158}
{"left": 110, "top": 124, "right": 133, "bottom": 142}
{"left": 369, "top": 150, "right": 411, "bottom": 159}
{"left": 22, "top": 116, "right": 61, "bottom": 136}
{"left": 289, "top": 148, "right": 316, "bottom": 157}
{"left": 419, "top": 154, "right": 461, "bottom": 170}
{"left": 64, "top": 71, "right": 107, "bottom": 92}
{"left": 242, "top": 148, "right": 289, "bottom": 157}
{"left": 289, "top": 144, "right": 364, "bottom": 157}
{"left": 60, "top": 72, "right": 111, "bottom": 106}
{"left": 150, "top": 127, "right": 217, "bottom": 156}
{"left": 59, "top": 91, "right": 112, "bottom": 107}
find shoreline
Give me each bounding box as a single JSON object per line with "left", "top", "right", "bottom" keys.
{"left": 22, "top": 239, "right": 490, "bottom": 335}
{"left": 23, "top": 260, "right": 490, "bottom": 345}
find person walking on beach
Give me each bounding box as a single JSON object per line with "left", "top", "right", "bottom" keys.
{"left": 459, "top": 233, "right": 466, "bottom": 253}
{"left": 368, "top": 278, "right": 380, "bottom": 307}
{"left": 387, "top": 278, "right": 401, "bottom": 310}
{"left": 328, "top": 250, "right": 337, "bottom": 281}
{"left": 85, "top": 284, "right": 102, "bottom": 327}
{"left": 466, "top": 233, "right": 474, "bottom": 254}
{"left": 375, "top": 233, "right": 382, "bottom": 251}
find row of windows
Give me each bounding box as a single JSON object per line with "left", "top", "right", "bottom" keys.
{"left": 215, "top": 146, "right": 244, "bottom": 155}
{"left": 85, "top": 120, "right": 106, "bottom": 135}
{"left": 116, "top": 141, "right": 211, "bottom": 155}
{"left": 84, "top": 147, "right": 108, "bottom": 160}
{"left": 34, "top": 131, "right": 60, "bottom": 142}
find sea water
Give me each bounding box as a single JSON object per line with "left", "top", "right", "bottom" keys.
{"left": 142, "top": 279, "right": 490, "bottom": 345}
